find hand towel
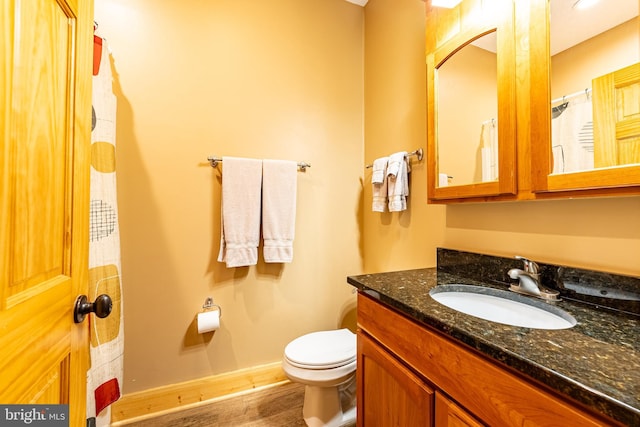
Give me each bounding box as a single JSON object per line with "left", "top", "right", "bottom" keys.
{"left": 387, "top": 152, "right": 409, "bottom": 212}
{"left": 217, "top": 157, "right": 262, "bottom": 267}
{"left": 386, "top": 151, "right": 406, "bottom": 179}
{"left": 371, "top": 157, "right": 388, "bottom": 184}
{"left": 371, "top": 157, "right": 388, "bottom": 212}
{"left": 262, "top": 159, "right": 297, "bottom": 263}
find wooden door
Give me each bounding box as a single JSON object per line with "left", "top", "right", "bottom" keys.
{"left": 593, "top": 62, "right": 640, "bottom": 168}
{"left": 357, "top": 331, "right": 434, "bottom": 427}
{"left": 1, "top": 0, "right": 94, "bottom": 425}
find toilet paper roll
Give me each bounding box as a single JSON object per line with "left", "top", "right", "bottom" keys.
{"left": 197, "top": 310, "right": 220, "bottom": 334}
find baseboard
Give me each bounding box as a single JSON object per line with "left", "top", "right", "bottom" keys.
{"left": 110, "top": 362, "right": 287, "bottom": 425}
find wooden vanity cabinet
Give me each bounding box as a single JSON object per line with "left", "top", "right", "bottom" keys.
{"left": 357, "top": 332, "right": 434, "bottom": 426}
{"left": 356, "top": 292, "right": 620, "bottom": 427}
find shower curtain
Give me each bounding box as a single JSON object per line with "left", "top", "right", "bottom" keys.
{"left": 86, "top": 32, "right": 124, "bottom": 427}
{"left": 551, "top": 91, "right": 594, "bottom": 174}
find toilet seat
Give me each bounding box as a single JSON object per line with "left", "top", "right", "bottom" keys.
{"left": 284, "top": 329, "right": 356, "bottom": 370}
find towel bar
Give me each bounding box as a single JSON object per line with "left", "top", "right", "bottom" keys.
{"left": 365, "top": 148, "right": 423, "bottom": 168}
{"left": 207, "top": 156, "right": 310, "bottom": 171}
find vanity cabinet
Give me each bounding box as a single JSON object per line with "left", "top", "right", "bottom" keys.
{"left": 426, "top": 0, "right": 640, "bottom": 203}
{"left": 357, "top": 332, "right": 434, "bottom": 426}
{"left": 356, "top": 292, "right": 620, "bottom": 427}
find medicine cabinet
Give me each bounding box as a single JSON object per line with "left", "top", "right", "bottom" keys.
{"left": 426, "top": 0, "right": 516, "bottom": 201}
{"left": 426, "top": 0, "right": 640, "bottom": 203}
{"left": 529, "top": 0, "right": 640, "bottom": 195}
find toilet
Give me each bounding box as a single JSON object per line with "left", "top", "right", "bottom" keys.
{"left": 282, "top": 329, "right": 357, "bottom": 427}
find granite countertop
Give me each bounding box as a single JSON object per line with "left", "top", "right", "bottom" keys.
{"left": 347, "top": 268, "right": 640, "bottom": 426}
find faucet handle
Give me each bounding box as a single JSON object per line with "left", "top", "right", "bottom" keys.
{"left": 515, "top": 255, "right": 539, "bottom": 275}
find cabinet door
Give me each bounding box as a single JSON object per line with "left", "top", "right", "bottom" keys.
{"left": 357, "top": 331, "right": 434, "bottom": 427}
{"left": 529, "top": 1, "right": 640, "bottom": 195}
{"left": 426, "top": 0, "right": 517, "bottom": 202}
{"left": 435, "top": 392, "right": 484, "bottom": 427}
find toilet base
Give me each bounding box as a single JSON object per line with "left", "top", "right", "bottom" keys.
{"left": 302, "top": 376, "right": 356, "bottom": 427}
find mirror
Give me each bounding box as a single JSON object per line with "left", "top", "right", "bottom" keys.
{"left": 436, "top": 32, "right": 498, "bottom": 188}
{"left": 426, "top": 0, "right": 517, "bottom": 201}
{"left": 549, "top": 0, "right": 639, "bottom": 175}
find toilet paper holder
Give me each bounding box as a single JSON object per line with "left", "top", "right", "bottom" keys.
{"left": 202, "top": 297, "right": 222, "bottom": 317}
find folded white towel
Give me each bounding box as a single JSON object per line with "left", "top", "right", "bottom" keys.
{"left": 388, "top": 153, "right": 410, "bottom": 212}
{"left": 262, "top": 159, "right": 297, "bottom": 263}
{"left": 371, "top": 157, "right": 388, "bottom": 212}
{"left": 217, "top": 157, "right": 263, "bottom": 267}
{"left": 371, "top": 157, "right": 388, "bottom": 184}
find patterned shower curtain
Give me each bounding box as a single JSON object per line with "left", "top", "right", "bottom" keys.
{"left": 86, "top": 32, "right": 124, "bottom": 427}
{"left": 551, "top": 92, "right": 594, "bottom": 174}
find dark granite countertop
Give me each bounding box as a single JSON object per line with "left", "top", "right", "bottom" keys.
{"left": 347, "top": 268, "right": 640, "bottom": 426}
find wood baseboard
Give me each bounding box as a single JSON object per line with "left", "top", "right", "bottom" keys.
{"left": 110, "top": 362, "right": 288, "bottom": 425}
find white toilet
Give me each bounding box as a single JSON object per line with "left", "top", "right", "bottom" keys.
{"left": 282, "top": 328, "right": 357, "bottom": 427}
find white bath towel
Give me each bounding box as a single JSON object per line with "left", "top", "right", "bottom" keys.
{"left": 217, "top": 157, "right": 263, "bottom": 267}
{"left": 387, "top": 152, "right": 409, "bottom": 212}
{"left": 371, "top": 157, "right": 388, "bottom": 212}
{"left": 262, "top": 159, "right": 297, "bottom": 263}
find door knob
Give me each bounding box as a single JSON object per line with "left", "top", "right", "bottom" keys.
{"left": 74, "top": 294, "right": 113, "bottom": 323}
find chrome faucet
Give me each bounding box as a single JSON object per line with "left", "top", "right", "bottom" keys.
{"left": 508, "top": 256, "right": 560, "bottom": 302}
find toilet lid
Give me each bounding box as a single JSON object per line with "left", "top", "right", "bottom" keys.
{"left": 285, "top": 329, "right": 356, "bottom": 369}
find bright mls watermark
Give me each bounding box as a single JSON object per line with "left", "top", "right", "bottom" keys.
{"left": 0, "top": 405, "right": 68, "bottom": 426}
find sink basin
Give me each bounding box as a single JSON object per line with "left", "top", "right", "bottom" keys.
{"left": 429, "top": 284, "right": 576, "bottom": 330}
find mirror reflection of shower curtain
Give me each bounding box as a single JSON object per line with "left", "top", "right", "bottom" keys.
{"left": 551, "top": 92, "right": 593, "bottom": 174}
{"left": 481, "top": 119, "right": 498, "bottom": 182}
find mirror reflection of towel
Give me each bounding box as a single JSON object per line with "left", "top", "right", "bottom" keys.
{"left": 480, "top": 119, "right": 498, "bottom": 182}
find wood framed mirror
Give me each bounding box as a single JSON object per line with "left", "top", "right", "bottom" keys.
{"left": 530, "top": 0, "right": 640, "bottom": 194}
{"left": 426, "top": 0, "right": 517, "bottom": 202}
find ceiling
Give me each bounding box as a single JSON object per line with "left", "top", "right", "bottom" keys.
{"left": 471, "top": 0, "right": 637, "bottom": 54}
{"left": 551, "top": 0, "right": 638, "bottom": 55}
{"left": 344, "top": 0, "right": 637, "bottom": 55}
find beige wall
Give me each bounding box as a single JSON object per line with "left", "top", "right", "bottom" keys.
{"left": 362, "top": 0, "right": 447, "bottom": 273}
{"left": 363, "top": 0, "right": 640, "bottom": 276}
{"left": 94, "top": 0, "right": 365, "bottom": 394}
{"left": 96, "top": 0, "right": 640, "bottom": 398}
{"left": 552, "top": 18, "right": 638, "bottom": 97}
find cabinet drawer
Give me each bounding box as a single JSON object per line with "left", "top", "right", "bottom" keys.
{"left": 357, "top": 293, "right": 617, "bottom": 427}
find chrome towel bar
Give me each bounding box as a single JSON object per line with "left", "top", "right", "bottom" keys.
{"left": 207, "top": 156, "right": 310, "bottom": 171}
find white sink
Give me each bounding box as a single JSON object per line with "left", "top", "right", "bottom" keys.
{"left": 429, "top": 284, "right": 576, "bottom": 330}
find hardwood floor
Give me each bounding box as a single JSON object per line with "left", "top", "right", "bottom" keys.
{"left": 125, "top": 381, "right": 308, "bottom": 426}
